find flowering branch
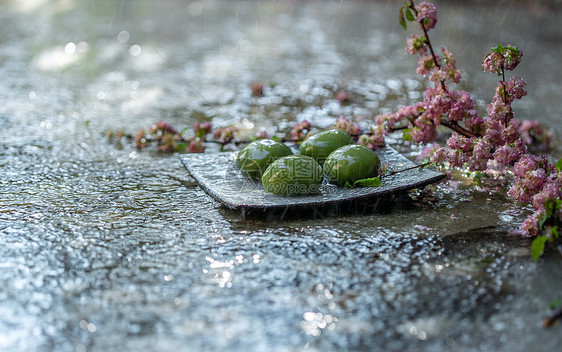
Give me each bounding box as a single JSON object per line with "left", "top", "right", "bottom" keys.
{"left": 390, "top": 1, "right": 560, "bottom": 259}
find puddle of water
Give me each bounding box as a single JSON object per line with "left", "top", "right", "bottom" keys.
{"left": 0, "top": 1, "right": 561, "bottom": 351}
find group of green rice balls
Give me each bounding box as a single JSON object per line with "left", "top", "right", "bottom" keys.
{"left": 236, "top": 129, "right": 381, "bottom": 196}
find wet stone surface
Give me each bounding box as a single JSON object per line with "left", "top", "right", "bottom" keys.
{"left": 1, "top": 1, "right": 561, "bottom": 351}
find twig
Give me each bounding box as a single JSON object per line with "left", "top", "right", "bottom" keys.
{"left": 408, "top": 0, "right": 446, "bottom": 91}
{"left": 381, "top": 161, "right": 433, "bottom": 179}
{"left": 441, "top": 119, "right": 477, "bottom": 138}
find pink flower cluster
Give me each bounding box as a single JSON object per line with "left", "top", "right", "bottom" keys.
{"left": 406, "top": 35, "right": 427, "bottom": 55}
{"left": 416, "top": 2, "right": 438, "bottom": 30}
{"left": 481, "top": 44, "right": 523, "bottom": 74}
{"left": 379, "top": 0, "right": 560, "bottom": 242}
{"left": 428, "top": 47, "right": 530, "bottom": 171}
{"left": 518, "top": 119, "right": 553, "bottom": 153}
{"left": 193, "top": 122, "right": 212, "bottom": 140}
{"left": 376, "top": 7, "right": 470, "bottom": 150}
{"left": 509, "top": 154, "right": 562, "bottom": 236}
{"left": 291, "top": 120, "right": 311, "bottom": 140}
{"left": 335, "top": 91, "right": 355, "bottom": 104}
{"left": 150, "top": 121, "right": 179, "bottom": 136}
{"left": 358, "top": 130, "right": 385, "bottom": 150}
{"left": 213, "top": 125, "right": 239, "bottom": 144}
{"left": 148, "top": 121, "right": 183, "bottom": 153}
{"left": 334, "top": 116, "right": 362, "bottom": 135}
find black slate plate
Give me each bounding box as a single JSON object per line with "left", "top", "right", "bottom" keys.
{"left": 180, "top": 146, "right": 445, "bottom": 211}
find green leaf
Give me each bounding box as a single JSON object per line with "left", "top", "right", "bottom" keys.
{"left": 539, "top": 212, "right": 549, "bottom": 230}
{"left": 353, "top": 177, "right": 383, "bottom": 188}
{"left": 555, "top": 158, "right": 562, "bottom": 172}
{"left": 271, "top": 135, "right": 280, "bottom": 142}
{"left": 402, "top": 129, "right": 413, "bottom": 141}
{"left": 490, "top": 44, "right": 521, "bottom": 56}
{"left": 343, "top": 181, "right": 353, "bottom": 189}
{"left": 180, "top": 126, "right": 191, "bottom": 137}
{"left": 399, "top": 7, "right": 407, "bottom": 30}
{"left": 531, "top": 235, "right": 548, "bottom": 262}
{"left": 176, "top": 142, "right": 188, "bottom": 152}
{"left": 549, "top": 299, "right": 562, "bottom": 309}
{"left": 504, "top": 45, "right": 521, "bottom": 56}
{"left": 85, "top": 120, "right": 90, "bottom": 127}
{"left": 405, "top": 8, "right": 416, "bottom": 21}
{"left": 491, "top": 44, "right": 504, "bottom": 53}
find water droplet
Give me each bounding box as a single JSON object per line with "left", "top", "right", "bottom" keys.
{"left": 117, "top": 30, "right": 130, "bottom": 43}
{"left": 65, "top": 42, "right": 76, "bottom": 54}
{"left": 129, "top": 44, "right": 141, "bottom": 56}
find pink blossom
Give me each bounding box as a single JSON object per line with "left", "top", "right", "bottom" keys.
{"left": 492, "top": 140, "right": 524, "bottom": 166}
{"left": 507, "top": 76, "right": 527, "bottom": 100}
{"left": 396, "top": 103, "right": 423, "bottom": 125}
{"left": 334, "top": 116, "right": 361, "bottom": 135}
{"left": 375, "top": 112, "right": 403, "bottom": 130}
{"left": 524, "top": 168, "right": 548, "bottom": 194}
{"left": 518, "top": 119, "right": 553, "bottom": 152}
{"left": 405, "top": 35, "right": 427, "bottom": 55}
{"left": 193, "top": 122, "right": 212, "bottom": 140}
{"left": 423, "top": 88, "right": 449, "bottom": 124}
{"left": 494, "top": 82, "right": 514, "bottom": 105}
{"left": 157, "top": 133, "right": 178, "bottom": 153}
{"left": 485, "top": 119, "right": 504, "bottom": 145}
{"left": 370, "top": 130, "right": 386, "bottom": 146}
{"left": 410, "top": 113, "right": 437, "bottom": 143}
{"left": 357, "top": 134, "right": 372, "bottom": 149}
{"left": 416, "top": 2, "right": 438, "bottom": 30}
{"left": 445, "top": 67, "right": 461, "bottom": 84}
{"left": 361, "top": 126, "right": 386, "bottom": 148}
{"left": 418, "top": 143, "right": 440, "bottom": 161}
{"left": 188, "top": 140, "right": 205, "bottom": 153}
{"left": 503, "top": 44, "right": 523, "bottom": 71}
{"left": 464, "top": 115, "right": 485, "bottom": 135}
{"left": 501, "top": 120, "right": 520, "bottom": 144}
{"left": 150, "top": 121, "right": 178, "bottom": 137}
{"left": 213, "top": 125, "right": 238, "bottom": 144}
{"left": 446, "top": 132, "right": 472, "bottom": 152}
{"left": 290, "top": 120, "right": 311, "bottom": 140}
{"left": 335, "top": 91, "right": 354, "bottom": 104}
{"left": 481, "top": 52, "right": 503, "bottom": 74}
{"left": 416, "top": 55, "right": 439, "bottom": 76}
{"left": 448, "top": 90, "right": 476, "bottom": 122}
{"left": 254, "top": 130, "right": 270, "bottom": 139}
{"left": 513, "top": 154, "right": 538, "bottom": 179}
{"left": 446, "top": 149, "right": 466, "bottom": 168}
{"left": 518, "top": 120, "right": 539, "bottom": 146}
{"left": 358, "top": 133, "right": 384, "bottom": 149}
{"left": 532, "top": 182, "right": 562, "bottom": 211}
{"left": 429, "top": 69, "right": 447, "bottom": 84}
{"left": 250, "top": 82, "right": 264, "bottom": 97}
{"left": 440, "top": 47, "right": 461, "bottom": 84}
{"left": 335, "top": 116, "right": 351, "bottom": 131}
{"left": 350, "top": 123, "right": 362, "bottom": 135}
{"left": 487, "top": 98, "right": 511, "bottom": 122}
{"left": 468, "top": 137, "right": 492, "bottom": 171}
{"left": 508, "top": 183, "right": 530, "bottom": 203}
{"left": 482, "top": 45, "right": 523, "bottom": 74}
{"left": 430, "top": 146, "right": 447, "bottom": 165}
{"left": 520, "top": 211, "right": 542, "bottom": 237}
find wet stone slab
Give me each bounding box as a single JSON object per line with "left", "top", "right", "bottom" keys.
{"left": 180, "top": 146, "right": 446, "bottom": 211}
